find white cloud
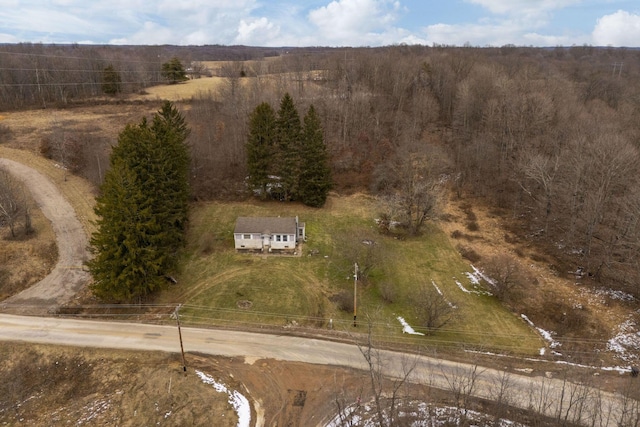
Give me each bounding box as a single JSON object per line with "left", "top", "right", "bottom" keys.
{"left": 593, "top": 10, "right": 640, "bottom": 47}
{"left": 235, "top": 17, "right": 281, "bottom": 45}
{"left": 308, "top": 0, "right": 404, "bottom": 46}
{"left": 466, "top": 0, "right": 581, "bottom": 15}
{"left": 423, "top": 19, "right": 583, "bottom": 47}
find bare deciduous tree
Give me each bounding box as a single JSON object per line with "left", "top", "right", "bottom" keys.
{"left": 482, "top": 254, "right": 531, "bottom": 303}
{"left": 381, "top": 149, "right": 446, "bottom": 236}
{"left": 0, "top": 169, "right": 30, "bottom": 237}
{"left": 412, "top": 283, "right": 455, "bottom": 333}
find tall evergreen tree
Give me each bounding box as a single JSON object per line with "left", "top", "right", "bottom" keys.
{"left": 299, "top": 105, "right": 332, "bottom": 207}
{"left": 275, "top": 93, "right": 302, "bottom": 201}
{"left": 161, "top": 57, "right": 188, "bottom": 84}
{"left": 246, "top": 102, "right": 276, "bottom": 199}
{"left": 88, "top": 102, "right": 190, "bottom": 303}
{"left": 101, "top": 64, "right": 121, "bottom": 95}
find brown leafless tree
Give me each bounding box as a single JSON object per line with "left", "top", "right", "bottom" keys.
{"left": 0, "top": 169, "right": 30, "bottom": 237}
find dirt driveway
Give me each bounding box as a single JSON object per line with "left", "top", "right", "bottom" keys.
{"left": 0, "top": 158, "right": 90, "bottom": 313}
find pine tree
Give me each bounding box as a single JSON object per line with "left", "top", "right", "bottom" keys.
{"left": 275, "top": 93, "right": 302, "bottom": 201}
{"left": 102, "top": 64, "right": 121, "bottom": 95}
{"left": 246, "top": 102, "right": 277, "bottom": 199}
{"left": 299, "top": 105, "right": 332, "bottom": 207}
{"left": 161, "top": 57, "right": 188, "bottom": 84}
{"left": 88, "top": 102, "right": 190, "bottom": 303}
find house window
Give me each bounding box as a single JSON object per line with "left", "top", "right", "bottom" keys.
{"left": 282, "top": 235, "right": 288, "bottom": 242}
{"left": 276, "top": 235, "right": 281, "bottom": 242}
{"left": 243, "top": 234, "right": 251, "bottom": 239}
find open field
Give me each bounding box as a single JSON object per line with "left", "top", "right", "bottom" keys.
{"left": 154, "top": 194, "right": 544, "bottom": 356}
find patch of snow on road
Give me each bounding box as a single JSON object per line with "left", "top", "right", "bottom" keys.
{"left": 608, "top": 319, "right": 640, "bottom": 363}
{"left": 521, "top": 314, "right": 561, "bottom": 355}
{"left": 196, "top": 370, "right": 251, "bottom": 427}
{"left": 397, "top": 316, "right": 425, "bottom": 335}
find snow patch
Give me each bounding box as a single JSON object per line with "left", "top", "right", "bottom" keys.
{"left": 521, "top": 314, "right": 561, "bottom": 354}
{"left": 432, "top": 280, "right": 457, "bottom": 308}
{"left": 608, "top": 319, "right": 640, "bottom": 363}
{"left": 455, "top": 279, "right": 492, "bottom": 296}
{"left": 397, "top": 316, "right": 425, "bottom": 336}
{"left": 326, "top": 401, "right": 526, "bottom": 426}
{"left": 196, "top": 370, "right": 251, "bottom": 427}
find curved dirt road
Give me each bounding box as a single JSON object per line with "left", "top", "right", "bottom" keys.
{"left": 0, "top": 158, "right": 90, "bottom": 313}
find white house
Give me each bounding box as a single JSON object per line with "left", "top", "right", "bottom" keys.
{"left": 234, "top": 216, "right": 305, "bottom": 252}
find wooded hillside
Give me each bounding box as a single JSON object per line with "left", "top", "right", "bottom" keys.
{"left": 2, "top": 43, "right": 640, "bottom": 297}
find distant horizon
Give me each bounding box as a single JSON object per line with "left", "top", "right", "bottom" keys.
{"left": 1, "top": 1, "right": 639, "bottom": 48}
{"left": 1, "top": 42, "right": 639, "bottom": 50}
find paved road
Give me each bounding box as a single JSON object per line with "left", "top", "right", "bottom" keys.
{"left": 0, "top": 313, "right": 628, "bottom": 426}
{"left": 0, "top": 158, "right": 90, "bottom": 313}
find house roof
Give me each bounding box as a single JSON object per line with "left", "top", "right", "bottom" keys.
{"left": 234, "top": 217, "right": 298, "bottom": 234}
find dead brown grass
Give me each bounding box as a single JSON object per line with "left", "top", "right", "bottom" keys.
{"left": 0, "top": 342, "right": 238, "bottom": 426}
{"left": 0, "top": 197, "right": 57, "bottom": 300}
{"left": 440, "top": 195, "right": 631, "bottom": 361}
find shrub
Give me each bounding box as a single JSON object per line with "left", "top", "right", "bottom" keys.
{"left": 457, "top": 244, "right": 481, "bottom": 263}
{"left": 330, "top": 290, "right": 354, "bottom": 313}
{"left": 0, "top": 123, "right": 12, "bottom": 143}
{"left": 483, "top": 255, "right": 527, "bottom": 303}
{"left": 466, "top": 221, "right": 479, "bottom": 232}
{"left": 378, "top": 281, "right": 396, "bottom": 304}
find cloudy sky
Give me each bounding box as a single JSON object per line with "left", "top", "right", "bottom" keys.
{"left": 0, "top": 0, "right": 639, "bottom": 47}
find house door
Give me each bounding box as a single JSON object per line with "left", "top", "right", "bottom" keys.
{"left": 262, "top": 234, "right": 270, "bottom": 250}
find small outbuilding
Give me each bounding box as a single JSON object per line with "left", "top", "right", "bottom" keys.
{"left": 234, "top": 216, "right": 305, "bottom": 252}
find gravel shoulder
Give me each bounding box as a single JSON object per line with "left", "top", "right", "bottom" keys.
{"left": 0, "top": 158, "right": 90, "bottom": 313}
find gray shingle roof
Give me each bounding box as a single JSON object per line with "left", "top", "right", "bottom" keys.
{"left": 234, "top": 217, "right": 297, "bottom": 234}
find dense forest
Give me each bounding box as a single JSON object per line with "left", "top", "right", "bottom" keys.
{"left": 2, "top": 43, "right": 640, "bottom": 298}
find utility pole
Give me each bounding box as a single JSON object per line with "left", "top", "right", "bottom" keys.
{"left": 174, "top": 304, "right": 187, "bottom": 372}
{"left": 612, "top": 62, "right": 623, "bottom": 78}
{"left": 353, "top": 263, "right": 358, "bottom": 327}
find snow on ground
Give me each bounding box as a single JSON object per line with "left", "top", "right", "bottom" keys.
{"left": 454, "top": 278, "right": 492, "bottom": 296}
{"left": 607, "top": 318, "right": 640, "bottom": 363}
{"left": 397, "top": 316, "right": 425, "bottom": 335}
{"left": 520, "top": 314, "right": 561, "bottom": 356}
{"left": 431, "top": 280, "right": 457, "bottom": 308}
{"left": 196, "top": 370, "right": 251, "bottom": 427}
{"left": 468, "top": 264, "right": 497, "bottom": 287}
{"left": 325, "top": 401, "right": 526, "bottom": 426}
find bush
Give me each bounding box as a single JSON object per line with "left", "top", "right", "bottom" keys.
{"left": 0, "top": 124, "right": 12, "bottom": 143}
{"left": 483, "top": 254, "right": 538, "bottom": 305}
{"left": 378, "top": 281, "right": 396, "bottom": 304}
{"left": 456, "top": 244, "right": 481, "bottom": 263}
{"left": 330, "top": 290, "right": 354, "bottom": 313}
{"left": 466, "top": 221, "right": 479, "bottom": 232}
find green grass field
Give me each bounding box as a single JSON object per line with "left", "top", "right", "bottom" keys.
{"left": 159, "top": 194, "right": 543, "bottom": 356}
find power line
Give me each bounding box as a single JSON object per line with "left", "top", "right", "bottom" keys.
{"left": 0, "top": 49, "right": 164, "bottom": 65}
{"left": 0, "top": 80, "right": 166, "bottom": 88}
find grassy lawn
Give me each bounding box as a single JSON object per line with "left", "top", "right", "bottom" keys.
{"left": 159, "top": 194, "right": 543, "bottom": 356}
